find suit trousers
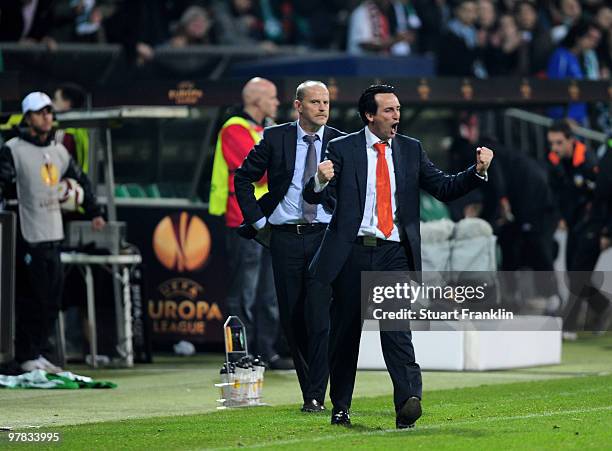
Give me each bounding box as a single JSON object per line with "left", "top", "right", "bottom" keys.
{"left": 226, "top": 229, "right": 279, "bottom": 361}
{"left": 329, "top": 240, "right": 422, "bottom": 413}
{"left": 269, "top": 227, "right": 330, "bottom": 403}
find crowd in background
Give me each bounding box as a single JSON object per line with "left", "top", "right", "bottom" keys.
{"left": 0, "top": 1, "right": 610, "bottom": 79}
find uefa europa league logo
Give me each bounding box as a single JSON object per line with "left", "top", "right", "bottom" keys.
{"left": 153, "top": 212, "right": 211, "bottom": 272}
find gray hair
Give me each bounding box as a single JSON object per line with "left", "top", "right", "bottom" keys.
{"left": 295, "top": 80, "right": 328, "bottom": 102}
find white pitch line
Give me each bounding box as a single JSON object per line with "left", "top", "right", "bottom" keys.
{"left": 206, "top": 405, "right": 612, "bottom": 451}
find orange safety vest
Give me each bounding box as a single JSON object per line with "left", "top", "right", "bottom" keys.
{"left": 548, "top": 140, "right": 586, "bottom": 168}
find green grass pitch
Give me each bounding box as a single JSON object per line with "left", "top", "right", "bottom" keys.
{"left": 1, "top": 334, "right": 611, "bottom": 450}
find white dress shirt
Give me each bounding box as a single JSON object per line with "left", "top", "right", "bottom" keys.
{"left": 315, "top": 126, "right": 401, "bottom": 242}
{"left": 358, "top": 126, "right": 401, "bottom": 241}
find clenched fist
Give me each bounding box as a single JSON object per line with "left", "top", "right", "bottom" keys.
{"left": 317, "top": 160, "right": 335, "bottom": 184}
{"left": 476, "top": 146, "right": 494, "bottom": 175}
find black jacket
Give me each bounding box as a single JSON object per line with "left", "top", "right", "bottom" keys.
{"left": 234, "top": 121, "right": 344, "bottom": 225}
{"left": 547, "top": 142, "right": 598, "bottom": 228}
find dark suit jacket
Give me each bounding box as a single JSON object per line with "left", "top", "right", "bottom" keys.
{"left": 235, "top": 121, "right": 345, "bottom": 226}
{"left": 303, "top": 128, "right": 486, "bottom": 284}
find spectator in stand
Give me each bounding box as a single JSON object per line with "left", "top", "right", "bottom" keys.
{"left": 438, "top": 0, "right": 488, "bottom": 77}
{"left": 104, "top": 0, "right": 179, "bottom": 66}
{"left": 477, "top": 0, "right": 497, "bottom": 36}
{"left": 414, "top": 0, "right": 450, "bottom": 55}
{"left": 212, "top": 0, "right": 304, "bottom": 48}
{"left": 168, "top": 5, "right": 216, "bottom": 47}
{"left": 514, "top": 0, "right": 554, "bottom": 75}
{"left": 547, "top": 20, "right": 602, "bottom": 125}
{"left": 391, "top": 0, "right": 422, "bottom": 53}
{"left": 499, "top": 0, "right": 519, "bottom": 14}
{"left": 346, "top": 0, "right": 419, "bottom": 56}
{"left": 478, "top": 0, "right": 500, "bottom": 70}
{"left": 211, "top": 0, "right": 268, "bottom": 47}
{"left": 69, "top": 0, "right": 105, "bottom": 43}
{"left": 593, "top": 4, "right": 612, "bottom": 78}
{"left": 258, "top": 0, "right": 305, "bottom": 46}
{"left": 550, "top": 0, "right": 583, "bottom": 44}
{"left": 0, "top": 0, "right": 57, "bottom": 48}
{"left": 293, "top": 0, "right": 350, "bottom": 50}
{"left": 484, "top": 13, "right": 525, "bottom": 76}
{"left": 591, "top": 4, "right": 612, "bottom": 132}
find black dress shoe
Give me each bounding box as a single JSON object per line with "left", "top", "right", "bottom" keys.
{"left": 301, "top": 399, "right": 325, "bottom": 412}
{"left": 396, "top": 396, "right": 422, "bottom": 429}
{"left": 331, "top": 410, "right": 351, "bottom": 426}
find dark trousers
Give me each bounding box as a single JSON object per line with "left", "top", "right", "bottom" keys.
{"left": 15, "top": 241, "right": 63, "bottom": 363}
{"left": 564, "top": 223, "right": 610, "bottom": 330}
{"left": 269, "top": 227, "right": 330, "bottom": 403}
{"left": 498, "top": 221, "right": 559, "bottom": 299}
{"left": 329, "top": 240, "right": 422, "bottom": 413}
{"left": 226, "top": 229, "right": 278, "bottom": 361}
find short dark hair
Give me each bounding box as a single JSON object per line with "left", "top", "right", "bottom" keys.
{"left": 57, "top": 83, "right": 87, "bottom": 109}
{"left": 358, "top": 84, "right": 395, "bottom": 125}
{"left": 548, "top": 119, "right": 573, "bottom": 139}
{"left": 561, "top": 20, "right": 598, "bottom": 50}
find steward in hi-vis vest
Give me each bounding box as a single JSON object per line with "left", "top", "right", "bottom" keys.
{"left": 209, "top": 114, "right": 268, "bottom": 227}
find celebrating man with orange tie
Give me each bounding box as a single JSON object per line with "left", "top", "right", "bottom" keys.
{"left": 304, "top": 84, "right": 493, "bottom": 429}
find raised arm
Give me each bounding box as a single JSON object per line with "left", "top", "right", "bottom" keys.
{"left": 419, "top": 142, "right": 492, "bottom": 202}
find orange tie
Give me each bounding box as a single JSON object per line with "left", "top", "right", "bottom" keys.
{"left": 373, "top": 142, "right": 393, "bottom": 238}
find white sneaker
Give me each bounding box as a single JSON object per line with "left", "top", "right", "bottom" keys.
{"left": 36, "top": 356, "right": 63, "bottom": 373}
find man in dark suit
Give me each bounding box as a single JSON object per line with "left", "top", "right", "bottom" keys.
{"left": 304, "top": 84, "right": 493, "bottom": 428}
{"left": 235, "top": 81, "right": 345, "bottom": 412}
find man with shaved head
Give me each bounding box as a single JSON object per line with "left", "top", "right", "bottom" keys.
{"left": 235, "top": 80, "right": 344, "bottom": 412}
{"left": 209, "top": 77, "right": 285, "bottom": 368}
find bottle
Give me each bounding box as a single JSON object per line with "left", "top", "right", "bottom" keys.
{"left": 253, "top": 356, "right": 266, "bottom": 404}
{"left": 236, "top": 359, "right": 248, "bottom": 406}
{"left": 219, "top": 363, "right": 230, "bottom": 405}
{"left": 228, "top": 363, "right": 239, "bottom": 407}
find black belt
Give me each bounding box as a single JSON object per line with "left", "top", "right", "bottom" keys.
{"left": 355, "top": 236, "right": 400, "bottom": 247}
{"left": 271, "top": 223, "right": 327, "bottom": 235}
